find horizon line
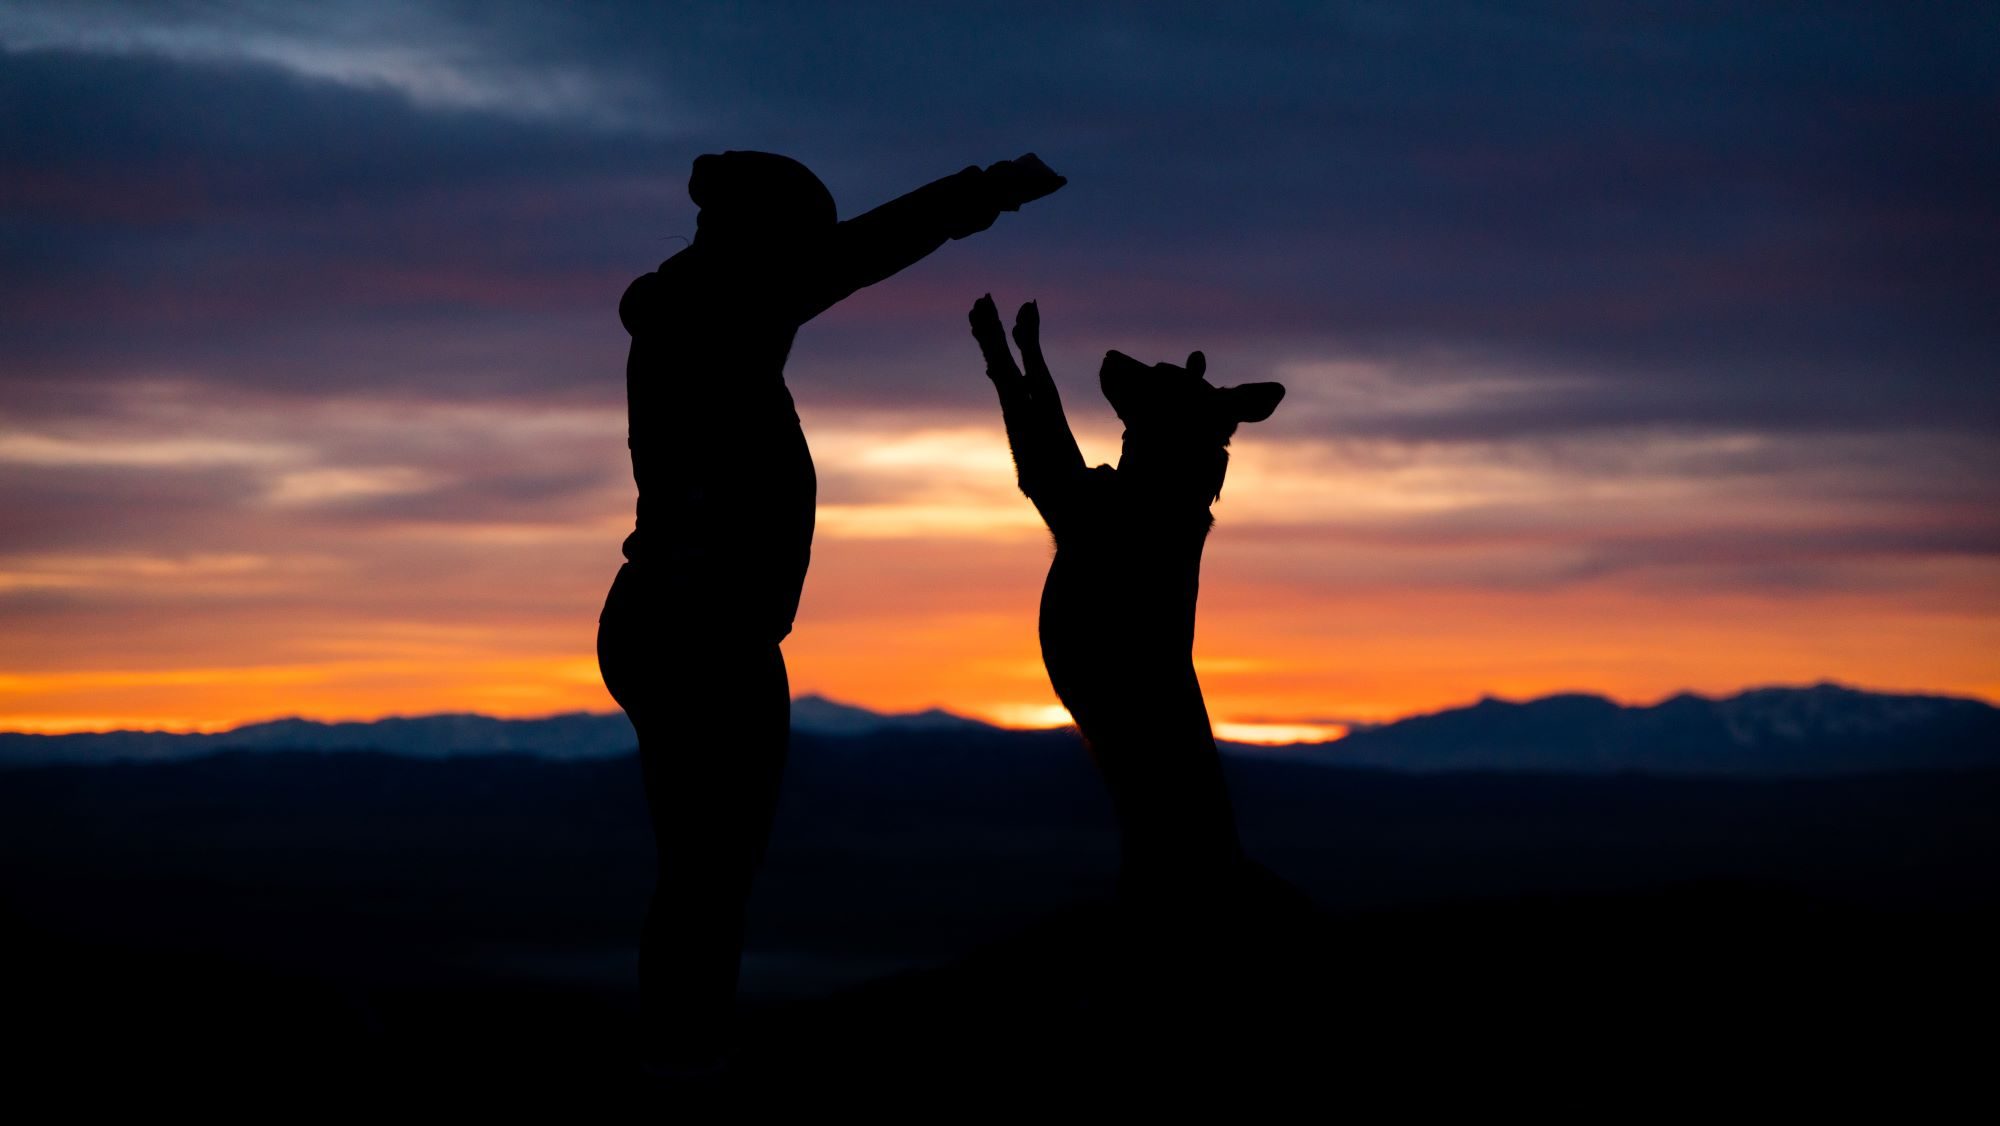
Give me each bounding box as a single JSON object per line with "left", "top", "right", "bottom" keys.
{"left": 5, "top": 678, "right": 1993, "bottom": 741}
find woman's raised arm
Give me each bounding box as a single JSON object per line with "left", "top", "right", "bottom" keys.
{"left": 796, "top": 154, "right": 1065, "bottom": 321}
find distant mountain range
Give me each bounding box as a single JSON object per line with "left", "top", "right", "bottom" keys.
{"left": 0, "top": 694, "right": 987, "bottom": 767}
{"left": 2, "top": 683, "right": 1994, "bottom": 776}
{"left": 1292, "top": 682, "right": 2000, "bottom": 775}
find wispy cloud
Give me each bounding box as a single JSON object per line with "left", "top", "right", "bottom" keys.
{"left": 0, "top": 1, "right": 671, "bottom": 130}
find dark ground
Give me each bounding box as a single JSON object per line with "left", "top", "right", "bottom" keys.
{"left": 5, "top": 732, "right": 1996, "bottom": 1112}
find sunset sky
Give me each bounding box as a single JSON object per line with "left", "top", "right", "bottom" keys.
{"left": 3, "top": 2, "right": 1996, "bottom": 737}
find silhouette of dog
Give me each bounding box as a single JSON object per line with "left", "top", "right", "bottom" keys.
{"left": 969, "top": 296, "right": 1283, "bottom": 895}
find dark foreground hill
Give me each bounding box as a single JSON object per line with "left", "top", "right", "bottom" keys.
{"left": 4, "top": 726, "right": 1997, "bottom": 1109}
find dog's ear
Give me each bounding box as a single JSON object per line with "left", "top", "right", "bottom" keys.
{"left": 1220, "top": 382, "right": 1285, "bottom": 424}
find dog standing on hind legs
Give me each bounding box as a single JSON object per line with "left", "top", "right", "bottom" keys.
{"left": 968, "top": 294, "right": 1287, "bottom": 917}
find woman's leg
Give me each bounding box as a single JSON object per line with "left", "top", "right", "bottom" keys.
{"left": 635, "top": 642, "right": 789, "bottom": 1062}
{"left": 599, "top": 568, "right": 791, "bottom": 1063}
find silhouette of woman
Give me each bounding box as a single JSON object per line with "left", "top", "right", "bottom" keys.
{"left": 598, "top": 150, "right": 1064, "bottom": 1072}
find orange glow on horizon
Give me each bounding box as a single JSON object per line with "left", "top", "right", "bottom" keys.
{"left": 4, "top": 411, "right": 1996, "bottom": 738}
{"left": 5, "top": 575, "right": 1995, "bottom": 736}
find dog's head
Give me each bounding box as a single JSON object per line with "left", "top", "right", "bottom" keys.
{"left": 1100, "top": 350, "right": 1284, "bottom": 506}
{"left": 1100, "top": 350, "right": 1284, "bottom": 444}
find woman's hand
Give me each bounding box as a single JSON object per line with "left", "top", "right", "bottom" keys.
{"left": 984, "top": 154, "right": 1067, "bottom": 211}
